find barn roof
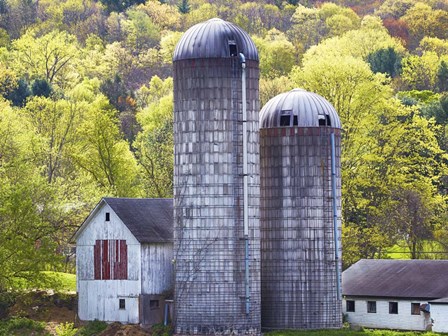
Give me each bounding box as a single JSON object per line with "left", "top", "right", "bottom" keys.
{"left": 343, "top": 259, "right": 448, "bottom": 300}
{"left": 104, "top": 198, "right": 173, "bottom": 243}
{"left": 73, "top": 198, "right": 173, "bottom": 244}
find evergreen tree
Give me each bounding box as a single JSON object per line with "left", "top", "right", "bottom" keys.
{"left": 367, "top": 47, "right": 402, "bottom": 78}
{"left": 32, "top": 78, "right": 52, "bottom": 97}
{"left": 100, "top": 0, "right": 145, "bottom": 13}
{"left": 437, "top": 60, "right": 448, "bottom": 92}
{"left": 6, "top": 78, "right": 30, "bottom": 106}
{"left": 177, "top": 0, "right": 190, "bottom": 14}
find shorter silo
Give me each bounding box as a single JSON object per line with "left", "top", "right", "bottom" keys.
{"left": 259, "top": 88, "right": 342, "bottom": 330}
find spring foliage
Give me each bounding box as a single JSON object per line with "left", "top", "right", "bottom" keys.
{"left": 0, "top": 0, "right": 448, "bottom": 289}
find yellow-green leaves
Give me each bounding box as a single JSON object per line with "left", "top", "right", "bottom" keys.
{"left": 12, "top": 30, "right": 80, "bottom": 89}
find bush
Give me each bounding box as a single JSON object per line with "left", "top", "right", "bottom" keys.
{"left": 77, "top": 320, "right": 108, "bottom": 336}
{"left": 0, "top": 317, "right": 47, "bottom": 336}
{"left": 55, "top": 322, "right": 77, "bottom": 336}
{"left": 0, "top": 292, "right": 16, "bottom": 319}
{"left": 151, "top": 323, "right": 173, "bottom": 336}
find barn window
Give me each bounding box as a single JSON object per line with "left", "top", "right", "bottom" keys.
{"left": 150, "top": 300, "right": 159, "bottom": 310}
{"left": 94, "top": 240, "right": 128, "bottom": 280}
{"left": 346, "top": 300, "right": 355, "bottom": 312}
{"left": 119, "top": 299, "right": 126, "bottom": 310}
{"left": 105, "top": 212, "right": 110, "bottom": 221}
{"left": 367, "top": 301, "right": 376, "bottom": 313}
{"left": 411, "top": 303, "right": 420, "bottom": 315}
{"left": 389, "top": 302, "right": 398, "bottom": 314}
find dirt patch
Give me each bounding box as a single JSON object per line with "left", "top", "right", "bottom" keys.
{"left": 8, "top": 290, "right": 77, "bottom": 323}
{"left": 99, "top": 322, "right": 151, "bottom": 336}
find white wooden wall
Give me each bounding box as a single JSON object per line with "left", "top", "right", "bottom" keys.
{"left": 78, "top": 280, "right": 140, "bottom": 323}
{"left": 141, "top": 243, "right": 173, "bottom": 295}
{"left": 431, "top": 304, "right": 448, "bottom": 332}
{"left": 343, "top": 297, "right": 431, "bottom": 331}
{"left": 76, "top": 203, "right": 141, "bottom": 323}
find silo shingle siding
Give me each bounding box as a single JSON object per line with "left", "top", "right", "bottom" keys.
{"left": 173, "top": 19, "right": 261, "bottom": 334}
{"left": 260, "top": 90, "right": 342, "bottom": 330}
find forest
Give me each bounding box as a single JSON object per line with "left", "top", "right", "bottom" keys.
{"left": 0, "top": 0, "right": 448, "bottom": 290}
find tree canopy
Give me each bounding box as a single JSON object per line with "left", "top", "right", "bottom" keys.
{"left": 1, "top": 0, "right": 448, "bottom": 288}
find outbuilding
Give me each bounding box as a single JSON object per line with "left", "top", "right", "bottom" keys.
{"left": 73, "top": 198, "right": 173, "bottom": 326}
{"left": 342, "top": 259, "right": 448, "bottom": 332}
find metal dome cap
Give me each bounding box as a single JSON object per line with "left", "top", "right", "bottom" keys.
{"left": 173, "top": 18, "right": 259, "bottom": 62}
{"left": 260, "top": 88, "right": 342, "bottom": 129}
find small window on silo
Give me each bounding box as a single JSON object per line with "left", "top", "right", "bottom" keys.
{"left": 229, "top": 40, "right": 237, "bottom": 57}
{"left": 318, "top": 115, "right": 326, "bottom": 126}
{"left": 326, "top": 114, "right": 331, "bottom": 126}
{"left": 293, "top": 115, "right": 298, "bottom": 126}
{"left": 280, "top": 110, "right": 292, "bottom": 126}
{"left": 280, "top": 116, "right": 290, "bottom": 126}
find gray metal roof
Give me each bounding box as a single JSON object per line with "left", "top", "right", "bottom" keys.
{"left": 259, "top": 88, "right": 341, "bottom": 129}
{"left": 429, "top": 297, "right": 448, "bottom": 304}
{"left": 104, "top": 198, "right": 173, "bottom": 244}
{"left": 173, "top": 18, "right": 258, "bottom": 61}
{"left": 343, "top": 259, "right": 448, "bottom": 300}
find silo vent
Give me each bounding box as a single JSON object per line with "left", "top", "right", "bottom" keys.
{"left": 259, "top": 88, "right": 341, "bottom": 129}
{"left": 173, "top": 18, "right": 259, "bottom": 61}
{"left": 280, "top": 110, "right": 291, "bottom": 126}
{"left": 229, "top": 40, "right": 237, "bottom": 56}
{"left": 318, "top": 115, "right": 331, "bottom": 127}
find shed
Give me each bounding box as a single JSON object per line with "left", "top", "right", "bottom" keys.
{"left": 342, "top": 259, "right": 448, "bottom": 332}
{"left": 73, "top": 198, "right": 173, "bottom": 326}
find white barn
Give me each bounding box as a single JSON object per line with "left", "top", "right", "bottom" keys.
{"left": 74, "top": 198, "right": 173, "bottom": 326}
{"left": 343, "top": 259, "right": 448, "bottom": 332}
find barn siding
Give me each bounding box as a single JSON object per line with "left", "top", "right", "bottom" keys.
{"left": 75, "top": 204, "right": 140, "bottom": 246}
{"left": 141, "top": 243, "right": 173, "bottom": 295}
{"left": 343, "top": 297, "right": 430, "bottom": 331}
{"left": 78, "top": 280, "right": 140, "bottom": 323}
{"left": 77, "top": 243, "right": 140, "bottom": 282}
{"left": 76, "top": 203, "right": 142, "bottom": 323}
{"left": 431, "top": 304, "right": 448, "bottom": 332}
{"left": 76, "top": 245, "right": 94, "bottom": 281}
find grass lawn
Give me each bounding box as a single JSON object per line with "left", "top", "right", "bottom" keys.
{"left": 12, "top": 272, "right": 76, "bottom": 292}
{"left": 267, "top": 329, "right": 447, "bottom": 336}
{"left": 41, "top": 271, "right": 76, "bottom": 292}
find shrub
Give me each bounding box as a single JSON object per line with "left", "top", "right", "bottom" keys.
{"left": 77, "top": 320, "right": 108, "bottom": 336}
{"left": 151, "top": 323, "right": 173, "bottom": 336}
{"left": 55, "top": 322, "right": 77, "bottom": 336}
{"left": 0, "top": 317, "right": 46, "bottom": 336}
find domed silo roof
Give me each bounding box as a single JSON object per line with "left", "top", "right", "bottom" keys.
{"left": 173, "top": 18, "right": 259, "bottom": 61}
{"left": 260, "top": 88, "right": 341, "bottom": 129}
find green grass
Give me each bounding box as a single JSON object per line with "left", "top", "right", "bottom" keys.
{"left": 267, "top": 329, "right": 446, "bottom": 336}
{"left": 0, "top": 317, "right": 48, "bottom": 336}
{"left": 384, "top": 240, "right": 447, "bottom": 260}
{"left": 41, "top": 272, "right": 76, "bottom": 292}
{"left": 77, "top": 320, "right": 108, "bottom": 336}
{"left": 12, "top": 272, "right": 76, "bottom": 292}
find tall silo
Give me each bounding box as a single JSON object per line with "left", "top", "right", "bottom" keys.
{"left": 173, "top": 18, "right": 260, "bottom": 334}
{"left": 259, "top": 88, "right": 342, "bottom": 330}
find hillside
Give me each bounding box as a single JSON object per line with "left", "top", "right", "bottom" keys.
{"left": 0, "top": 0, "right": 447, "bottom": 293}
